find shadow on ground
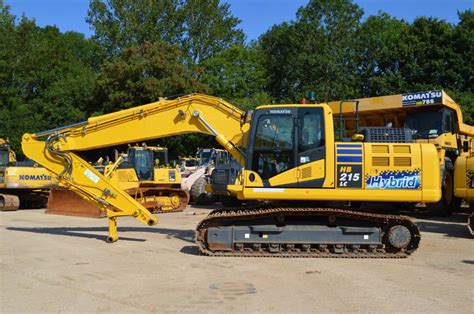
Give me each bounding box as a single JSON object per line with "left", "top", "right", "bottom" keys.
{"left": 6, "top": 226, "right": 195, "bottom": 243}
{"left": 413, "top": 212, "right": 473, "bottom": 239}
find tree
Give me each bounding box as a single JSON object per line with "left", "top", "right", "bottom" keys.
{"left": 86, "top": 0, "right": 244, "bottom": 66}
{"left": 92, "top": 41, "right": 206, "bottom": 114}
{"left": 404, "top": 17, "right": 458, "bottom": 90}
{"left": 260, "top": 0, "right": 363, "bottom": 102}
{"left": 451, "top": 10, "right": 474, "bottom": 124}
{"left": 0, "top": 2, "right": 99, "bottom": 154}
{"left": 201, "top": 43, "right": 271, "bottom": 109}
{"left": 181, "top": 0, "right": 243, "bottom": 65}
{"left": 355, "top": 13, "right": 412, "bottom": 96}
{"left": 259, "top": 22, "right": 299, "bottom": 102}
{"left": 86, "top": 0, "right": 183, "bottom": 56}
{"left": 401, "top": 12, "right": 473, "bottom": 123}
{"left": 91, "top": 41, "right": 211, "bottom": 158}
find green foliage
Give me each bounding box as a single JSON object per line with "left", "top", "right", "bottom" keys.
{"left": 0, "top": 2, "right": 100, "bottom": 154}
{"left": 180, "top": 0, "right": 244, "bottom": 65}
{"left": 201, "top": 43, "right": 271, "bottom": 109}
{"left": 91, "top": 41, "right": 212, "bottom": 158}
{"left": 260, "top": 0, "right": 363, "bottom": 102}
{"left": 92, "top": 41, "right": 206, "bottom": 114}
{"left": 86, "top": 0, "right": 244, "bottom": 66}
{"left": 355, "top": 13, "right": 412, "bottom": 96}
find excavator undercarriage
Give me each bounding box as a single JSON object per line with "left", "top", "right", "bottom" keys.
{"left": 196, "top": 205, "right": 420, "bottom": 258}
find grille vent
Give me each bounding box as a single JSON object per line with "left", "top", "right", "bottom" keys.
{"left": 394, "top": 157, "right": 412, "bottom": 166}
{"left": 372, "top": 157, "right": 390, "bottom": 166}
{"left": 301, "top": 166, "right": 312, "bottom": 179}
{"left": 372, "top": 145, "right": 389, "bottom": 153}
{"left": 393, "top": 145, "right": 411, "bottom": 154}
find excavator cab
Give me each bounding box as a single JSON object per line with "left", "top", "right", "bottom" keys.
{"left": 246, "top": 107, "right": 326, "bottom": 186}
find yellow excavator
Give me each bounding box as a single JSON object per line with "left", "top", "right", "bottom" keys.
{"left": 22, "top": 94, "right": 443, "bottom": 257}
{"left": 1, "top": 136, "right": 56, "bottom": 210}
{"left": 327, "top": 90, "right": 474, "bottom": 216}
{"left": 47, "top": 145, "right": 188, "bottom": 217}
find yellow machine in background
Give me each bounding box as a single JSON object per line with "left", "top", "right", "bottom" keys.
{"left": 47, "top": 145, "right": 188, "bottom": 217}
{"left": 22, "top": 94, "right": 442, "bottom": 257}
{"left": 453, "top": 152, "right": 474, "bottom": 235}
{"left": 0, "top": 137, "right": 56, "bottom": 210}
{"left": 328, "top": 90, "right": 474, "bottom": 215}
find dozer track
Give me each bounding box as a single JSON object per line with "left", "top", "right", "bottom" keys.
{"left": 129, "top": 187, "right": 189, "bottom": 214}
{"left": 196, "top": 205, "right": 420, "bottom": 258}
{"left": 0, "top": 193, "right": 20, "bottom": 211}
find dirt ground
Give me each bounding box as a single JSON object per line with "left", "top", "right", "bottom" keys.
{"left": 1, "top": 206, "right": 473, "bottom": 313}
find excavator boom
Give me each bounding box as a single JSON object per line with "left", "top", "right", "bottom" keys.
{"left": 22, "top": 94, "right": 246, "bottom": 241}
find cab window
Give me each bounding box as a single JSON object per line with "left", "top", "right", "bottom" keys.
{"left": 300, "top": 111, "right": 325, "bottom": 151}
{"left": 252, "top": 114, "right": 294, "bottom": 180}
{"left": 0, "top": 151, "right": 8, "bottom": 167}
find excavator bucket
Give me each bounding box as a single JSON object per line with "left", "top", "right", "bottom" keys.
{"left": 46, "top": 189, "right": 105, "bottom": 218}
{"left": 0, "top": 194, "right": 20, "bottom": 211}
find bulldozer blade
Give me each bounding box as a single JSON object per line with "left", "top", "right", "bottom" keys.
{"left": 46, "top": 189, "right": 105, "bottom": 218}
{"left": 0, "top": 194, "right": 20, "bottom": 211}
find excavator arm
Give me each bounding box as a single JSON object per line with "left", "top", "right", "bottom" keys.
{"left": 22, "top": 94, "right": 247, "bottom": 242}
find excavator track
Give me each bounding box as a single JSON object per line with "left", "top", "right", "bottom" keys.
{"left": 196, "top": 205, "right": 420, "bottom": 258}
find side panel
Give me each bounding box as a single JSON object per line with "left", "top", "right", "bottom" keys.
{"left": 454, "top": 156, "right": 474, "bottom": 202}
{"left": 335, "top": 143, "right": 363, "bottom": 189}
{"left": 153, "top": 168, "right": 181, "bottom": 184}
{"left": 110, "top": 169, "right": 139, "bottom": 191}
{"left": 240, "top": 143, "right": 440, "bottom": 203}
{"left": 363, "top": 143, "right": 422, "bottom": 191}
{"left": 420, "top": 144, "right": 442, "bottom": 202}
{"left": 4, "top": 166, "right": 57, "bottom": 189}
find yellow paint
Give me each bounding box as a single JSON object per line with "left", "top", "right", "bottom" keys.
{"left": 454, "top": 156, "right": 474, "bottom": 203}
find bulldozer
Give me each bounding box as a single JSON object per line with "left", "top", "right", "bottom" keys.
{"left": 327, "top": 90, "right": 474, "bottom": 216}
{"left": 47, "top": 145, "right": 189, "bottom": 217}
{"left": 22, "top": 93, "right": 443, "bottom": 257}
{"left": 1, "top": 136, "right": 56, "bottom": 210}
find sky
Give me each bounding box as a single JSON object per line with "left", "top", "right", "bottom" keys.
{"left": 5, "top": 0, "right": 473, "bottom": 41}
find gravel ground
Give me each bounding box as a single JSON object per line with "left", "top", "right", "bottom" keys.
{"left": 1, "top": 206, "right": 473, "bottom": 313}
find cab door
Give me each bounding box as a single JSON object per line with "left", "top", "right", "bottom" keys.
{"left": 296, "top": 107, "right": 326, "bottom": 187}
{"left": 246, "top": 108, "right": 298, "bottom": 187}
